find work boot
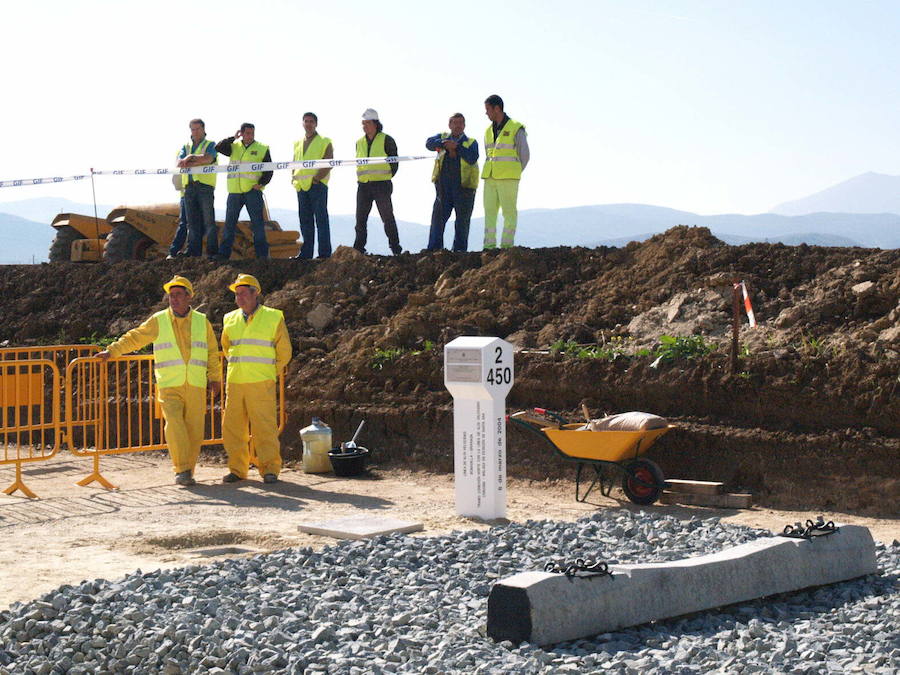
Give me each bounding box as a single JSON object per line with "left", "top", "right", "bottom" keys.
{"left": 175, "top": 470, "right": 196, "bottom": 487}
{"left": 263, "top": 473, "right": 278, "bottom": 484}
{"left": 390, "top": 245, "right": 404, "bottom": 256}
{"left": 222, "top": 472, "right": 243, "bottom": 483}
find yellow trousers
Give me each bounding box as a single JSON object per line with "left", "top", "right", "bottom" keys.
{"left": 483, "top": 177, "right": 520, "bottom": 249}
{"left": 159, "top": 384, "right": 208, "bottom": 474}
{"left": 223, "top": 380, "right": 281, "bottom": 478}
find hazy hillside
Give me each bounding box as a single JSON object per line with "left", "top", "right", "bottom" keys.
{"left": 771, "top": 172, "right": 900, "bottom": 216}
{"left": 0, "top": 197, "right": 114, "bottom": 224}
{"left": 0, "top": 213, "right": 53, "bottom": 263}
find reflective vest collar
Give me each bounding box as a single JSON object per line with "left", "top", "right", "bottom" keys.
{"left": 241, "top": 303, "right": 261, "bottom": 321}
{"left": 491, "top": 115, "right": 510, "bottom": 141}
{"left": 185, "top": 138, "right": 211, "bottom": 154}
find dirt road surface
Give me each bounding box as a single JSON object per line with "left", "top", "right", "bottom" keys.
{"left": 2, "top": 452, "right": 897, "bottom": 611}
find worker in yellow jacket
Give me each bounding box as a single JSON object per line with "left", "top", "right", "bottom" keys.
{"left": 97, "top": 275, "right": 222, "bottom": 486}
{"left": 220, "top": 274, "right": 292, "bottom": 484}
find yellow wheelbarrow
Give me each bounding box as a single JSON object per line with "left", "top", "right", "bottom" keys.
{"left": 509, "top": 408, "right": 673, "bottom": 505}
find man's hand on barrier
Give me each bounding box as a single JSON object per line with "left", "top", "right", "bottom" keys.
{"left": 209, "top": 380, "right": 222, "bottom": 396}
{"left": 96, "top": 350, "right": 111, "bottom": 361}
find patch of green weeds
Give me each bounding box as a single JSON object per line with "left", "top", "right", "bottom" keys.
{"left": 549, "top": 336, "right": 630, "bottom": 361}
{"left": 370, "top": 340, "right": 436, "bottom": 370}
{"left": 650, "top": 334, "right": 715, "bottom": 366}
{"left": 371, "top": 346, "right": 408, "bottom": 370}
{"left": 797, "top": 332, "right": 830, "bottom": 358}
{"left": 78, "top": 333, "right": 118, "bottom": 349}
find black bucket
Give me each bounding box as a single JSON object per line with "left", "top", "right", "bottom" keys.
{"left": 328, "top": 447, "right": 370, "bottom": 477}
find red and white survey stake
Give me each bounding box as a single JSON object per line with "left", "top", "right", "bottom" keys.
{"left": 737, "top": 281, "right": 757, "bottom": 328}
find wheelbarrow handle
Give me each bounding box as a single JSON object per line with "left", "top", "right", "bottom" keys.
{"left": 509, "top": 416, "right": 570, "bottom": 454}
{"left": 533, "top": 408, "right": 568, "bottom": 425}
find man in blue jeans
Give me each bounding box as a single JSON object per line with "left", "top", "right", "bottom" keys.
{"left": 215, "top": 123, "right": 273, "bottom": 260}
{"left": 166, "top": 197, "right": 188, "bottom": 259}
{"left": 176, "top": 118, "right": 218, "bottom": 257}
{"left": 425, "top": 113, "right": 479, "bottom": 251}
{"left": 292, "top": 112, "right": 333, "bottom": 259}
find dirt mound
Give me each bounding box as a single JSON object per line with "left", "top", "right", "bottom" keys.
{"left": 2, "top": 227, "right": 897, "bottom": 515}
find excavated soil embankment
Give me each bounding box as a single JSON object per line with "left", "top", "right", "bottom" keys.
{"left": 2, "top": 227, "right": 897, "bottom": 515}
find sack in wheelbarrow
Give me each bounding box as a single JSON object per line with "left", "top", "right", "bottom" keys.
{"left": 580, "top": 411, "right": 668, "bottom": 432}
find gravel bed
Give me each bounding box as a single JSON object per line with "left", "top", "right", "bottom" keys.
{"left": 1, "top": 510, "right": 897, "bottom": 674}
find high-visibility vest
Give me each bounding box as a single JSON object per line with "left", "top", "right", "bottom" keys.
{"left": 356, "top": 133, "right": 392, "bottom": 183}
{"left": 292, "top": 135, "right": 332, "bottom": 191}
{"left": 152, "top": 309, "right": 209, "bottom": 388}
{"left": 180, "top": 139, "right": 218, "bottom": 189}
{"left": 482, "top": 119, "right": 524, "bottom": 180}
{"left": 431, "top": 134, "right": 479, "bottom": 190}
{"left": 223, "top": 305, "right": 283, "bottom": 383}
{"left": 227, "top": 140, "right": 269, "bottom": 194}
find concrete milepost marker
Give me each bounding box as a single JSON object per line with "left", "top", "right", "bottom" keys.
{"left": 444, "top": 337, "right": 514, "bottom": 519}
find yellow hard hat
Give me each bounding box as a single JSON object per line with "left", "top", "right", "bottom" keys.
{"left": 162, "top": 275, "right": 194, "bottom": 296}
{"left": 228, "top": 273, "right": 262, "bottom": 293}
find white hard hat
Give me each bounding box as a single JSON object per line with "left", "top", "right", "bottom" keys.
{"left": 361, "top": 108, "right": 379, "bottom": 121}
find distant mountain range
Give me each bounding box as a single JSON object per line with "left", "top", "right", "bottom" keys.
{"left": 1, "top": 171, "right": 897, "bottom": 262}
{"left": 771, "top": 172, "right": 900, "bottom": 216}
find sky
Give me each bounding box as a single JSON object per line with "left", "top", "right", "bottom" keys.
{"left": 1, "top": 0, "right": 898, "bottom": 223}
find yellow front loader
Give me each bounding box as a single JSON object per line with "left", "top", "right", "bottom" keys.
{"left": 48, "top": 203, "right": 301, "bottom": 262}
{"left": 48, "top": 212, "right": 112, "bottom": 262}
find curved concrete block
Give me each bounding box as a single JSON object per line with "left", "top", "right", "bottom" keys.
{"left": 487, "top": 524, "right": 877, "bottom": 646}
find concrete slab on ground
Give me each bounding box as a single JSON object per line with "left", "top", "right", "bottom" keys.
{"left": 298, "top": 515, "right": 424, "bottom": 540}
{"left": 488, "top": 524, "right": 877, "bottom": 645}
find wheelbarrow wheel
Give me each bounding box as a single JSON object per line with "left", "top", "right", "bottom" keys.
{"left": 622, "top": 458, "right": 665, "bottom": 505}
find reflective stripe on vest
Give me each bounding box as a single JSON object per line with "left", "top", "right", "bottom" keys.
{"left": 356, "top": 133, "right": 392, "bottom": 183}
{"left": 482, "top": 119, "right": 524, "bottom": 180}
{"left": 227, "top": 141, "right": 269, "bottom": 193}
{"left": 223, "top": 305, "right": 283, "bottom": 383}
{"left": 292, "top": 135, "right": 332, "bottom": 191}
{"left": 229, "top": 356, "right": 277, "bottom": 364}
{"left": 152, "top": 309, "right": 209, "bottom": 388}
{"left": 431, "top": 134, "right": 479, "bottom": 190}
{"left": 181, "top": 139, "right": 218, "bottom": 189}
{"left": 230, "top": 338, "right": 275, "bottom": 347}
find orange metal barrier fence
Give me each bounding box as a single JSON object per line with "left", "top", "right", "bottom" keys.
{"left": 1, "top": 359, "right": 62, "bottom": 498}
{"left": 0, "top": 346, "right": 286, "bottom": 498}
{"left": 0, "top": 345, "right": 99, "bottom": 367}
{"left": 0, "top": 346, "right": 93, "bottom": 497}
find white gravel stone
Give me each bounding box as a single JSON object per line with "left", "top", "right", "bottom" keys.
{"left": 0, "top": 511, "right": 897, "bottom": 674}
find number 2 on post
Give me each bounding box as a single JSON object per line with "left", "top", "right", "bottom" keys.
{"left": 486, "top": 346, "right": 511, "bottom": 385}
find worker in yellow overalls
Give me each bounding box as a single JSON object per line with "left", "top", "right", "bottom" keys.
{"left": 220, "top": 274, "right": 292, "bottom": 484}
{"left": 98, "top": 275, "right": 222, "bottom": 486}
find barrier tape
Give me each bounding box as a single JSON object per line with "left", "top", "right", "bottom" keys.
{"left": 739, "top": 280, "right": 757, "bottom": 327}
{"left": 0, "top": 155, "right": 431, "bottom": 189}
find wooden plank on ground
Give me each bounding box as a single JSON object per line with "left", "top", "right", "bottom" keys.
{"left": 660, "top": 491, "right": 753, "bottom": 509}
{"left": 665, "top": 479, "right": 725, "bottom": 495}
